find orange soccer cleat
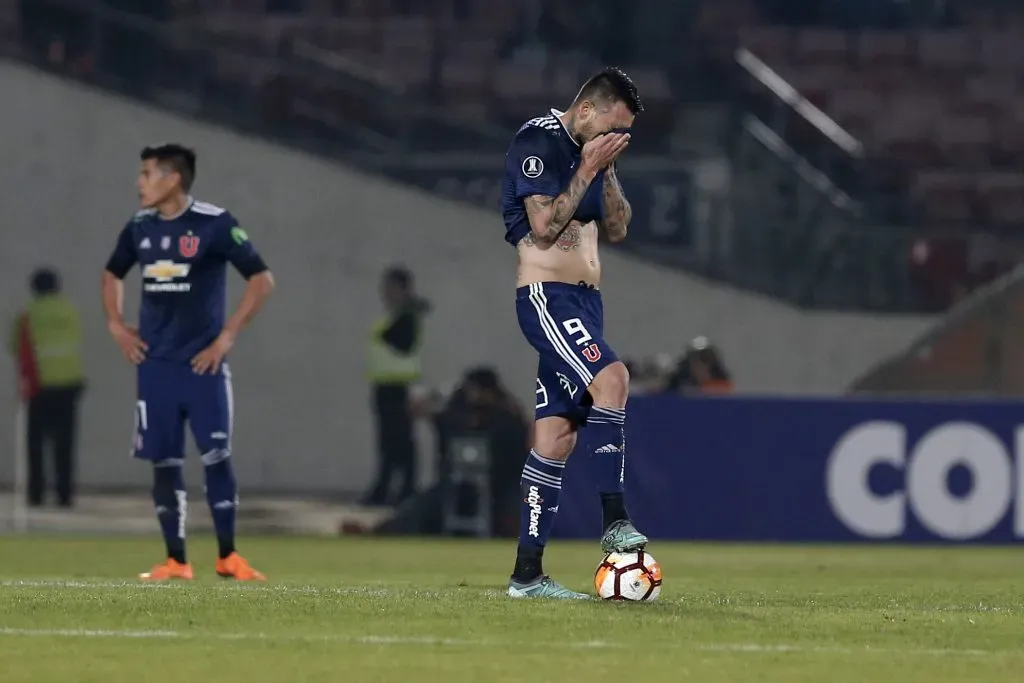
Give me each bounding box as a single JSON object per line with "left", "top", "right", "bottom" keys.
{"left": 215, "top": 552, "right": 266, "bottom": 581}
{"left": 139, "top": 558, "right": 194, "bottom": 581}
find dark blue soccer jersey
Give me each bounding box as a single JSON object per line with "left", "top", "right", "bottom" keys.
{"left": 105, "top": 199, "right": 268, "bottom": 364}
{"left": 501, "top": 109, "right": 607, "bottom": 247}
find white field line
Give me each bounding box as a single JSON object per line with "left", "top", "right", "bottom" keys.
{"left": 2, "top": 579, "right": 387, "bottom": 594}
{"left": 0, "top": 627, "right": 1014, "bottom": 658}
{"left": 3, "top": 580, "right": 1018, "bottom": 618}
{"left": 1, "top": 579, "right": 1020, "bottom": 658}
{"left": 0, "top": 579, "right": 496, "bottom": 598}
{"left": 2, "top": 580, "right": 1018, "bottom": 614}
{"left": 699, "top": 643, "right": 996, "bottom": 657}
{"left": 0, "top": 627, "right": 610, "bottom": 650}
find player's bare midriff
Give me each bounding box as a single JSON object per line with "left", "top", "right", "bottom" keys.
{"left": 516, "top": 219, "right": 601, "bottom": 289}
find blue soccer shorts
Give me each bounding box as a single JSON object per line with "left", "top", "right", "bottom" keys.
{"left": 133, "top": 359, "right": 233, "bottom": 464}
{"left": 516, "top": 281, "right": 619, "bottom": 424}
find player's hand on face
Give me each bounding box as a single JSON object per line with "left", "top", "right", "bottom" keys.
{"left": 581, "top": 132, "right": 630, "bottom": 173}
{"left": 608, "top": 134, "right": 630, "bottom": 165}
{"left": 191, "top": 330, "right": 235, "bottom": 375}
{"left": 109, "top": 321, "right": 147, "bottom": 364}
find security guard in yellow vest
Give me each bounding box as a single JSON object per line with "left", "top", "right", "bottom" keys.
{"left": 7, "top": 268, "right": 85, "bottom": 507}
{"left": 364, "top": 266, "right": 426, "bottom": 506}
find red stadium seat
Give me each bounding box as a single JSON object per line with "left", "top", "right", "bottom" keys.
{"left": 737, "top": 26, "right": 792, "bottom": 64}
{"left": 378, "top": 17, "right": 436, "bottom": 92}
{"left": 855, "top": 32, "right": 911, "bottom": 69}
{"left": 916, "top": 31, "right": 977, "bottom": 72}
{"left": 490, "top": 61, "right": 549, "bottom": 120}
{"left": 438, "top": 54, "right": 491, "bottom": 117}
{"left": 978, "top": 173, "right": 1024, "bottom": 225}
{"left": 794, "top": 28, "right": 849, "bottom": 65}
{"left": 977, "top": 31, "right": 1024, "bottom": 70}
{"left": 935, "top": 116, "right": 994, "bottom": 168}
{"left": 913, "top": 171, "right": 976, "bottom": 224}
{"left": 827, "top": 88, "right": 883, "bottom": 131}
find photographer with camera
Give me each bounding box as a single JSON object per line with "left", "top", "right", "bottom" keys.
{"left": 375, "top": 367, "right": 529, "bottom": 536}
{"left": 665, "top": 336, "right": 733, "bottom": 395}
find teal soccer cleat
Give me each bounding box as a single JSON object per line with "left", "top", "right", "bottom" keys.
{"left": 507, "top": 576, "right": 591, "bottom": 600}
{"left": 600, "top": 519, "right": 649, "bottom": 553}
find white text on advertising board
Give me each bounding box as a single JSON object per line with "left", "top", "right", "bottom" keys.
{"left": 827, "top": 421, "right": 1023, "bottom": 540}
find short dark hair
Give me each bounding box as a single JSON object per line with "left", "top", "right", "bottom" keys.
{"left": 30, "top": 267, "right": 60, "bottom": 295}
{"left": 384, "top": 265, "right": 412, "bottom": 291}
{"left": 141, "top": 143, "right": 197, "bottom": 192}
{"left": 465, "top": 367, "right": 500, "bottom": 392}
{"left": 575, "top": 67, "right": 644, "bottom": 115}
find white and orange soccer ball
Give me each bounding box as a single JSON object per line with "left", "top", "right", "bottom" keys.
{"left": 594, "top": 550, "right": 663, "bottom": 601}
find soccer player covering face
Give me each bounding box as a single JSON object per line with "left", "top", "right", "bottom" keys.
{"left": 102, "top": 144, "right": 275, "bottom": 581}
{"left": 501, "top": 68, "right": 648, "bottom": 599}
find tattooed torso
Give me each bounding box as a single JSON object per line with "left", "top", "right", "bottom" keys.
{"left": 516, "top": 219, "right": 600, "bottom": 288}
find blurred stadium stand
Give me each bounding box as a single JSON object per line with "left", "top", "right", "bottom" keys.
{"left": 717, "top": 0, "right": 1024, "bottom": 312}
{"left": 852, "top": 265, "right": 1024, "bottom": 395}
{"left": 11, "top": 0, "right": 1023, "bottom": 316}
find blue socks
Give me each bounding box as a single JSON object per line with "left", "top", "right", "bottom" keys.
{"left": 586, "top": 407, "right": 630, "bottom": 529}
{"left": 511, "top": 407, "right": 628, "bottom": 581}
{"left": 586, "top": 407, "right": 625, "bottom": 494}
{"left": 518, "top": 450, "right": 564, "bottom": 547}
{"left": 152, "top": 462, "right": 187, "bottom": 563}
{"left": 513, "top": 450, "right": 565, "bottom": 582}
{"left": 203, "top": 456, "right": 238, "bottom": 559}
{"left": 152, "top": 456, "right": 239, "bottom": 562}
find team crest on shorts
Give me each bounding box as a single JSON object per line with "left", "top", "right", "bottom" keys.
{"left": 179, "top": 234, "right": 200, "bottom": 258}
{"left": 522, "top": 156, "right": 544, "bottom": 178}
{"left": 582, "top": 343, "right": 602, "bottom": 363}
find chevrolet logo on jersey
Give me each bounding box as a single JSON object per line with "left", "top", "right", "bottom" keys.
{"left": 143, "top": 260, "right": 191, "bottom": 292}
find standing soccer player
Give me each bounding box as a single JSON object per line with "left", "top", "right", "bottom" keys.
{"left": 102, "top": 144, "right": 275, "bottom": 581}
{"left": 500, "top": 68, "right": 647, "bottom": 599}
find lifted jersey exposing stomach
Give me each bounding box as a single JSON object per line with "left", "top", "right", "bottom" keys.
{"left": 501, "top": 110, "right": 606, "bottom": 287}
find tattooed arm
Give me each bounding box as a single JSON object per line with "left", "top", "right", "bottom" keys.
{"left": 523, "top": 167, "right": 597, "bottom": 246}
{"left": 598, "top": 164, "right": 631, "bottom": 243}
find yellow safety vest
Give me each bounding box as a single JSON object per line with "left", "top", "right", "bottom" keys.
{"left": 10, "top": 295, "right": 85, "bottom": 388}
{"left": 367, "top": 312, "right": 421, "bottom": 384}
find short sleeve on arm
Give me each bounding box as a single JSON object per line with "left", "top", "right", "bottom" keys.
{"left": 214, "top": 214, "right": 269, "bottom": 279}
{"left": 104, "top": 224, "right": 138, "bottom": 279}
{"left": 511, "top": 128, "right": 564, "bottom": 200}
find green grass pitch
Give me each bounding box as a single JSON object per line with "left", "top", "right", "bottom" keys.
{"left": 0, "top": 536, "right": 1021, "bottom": 682}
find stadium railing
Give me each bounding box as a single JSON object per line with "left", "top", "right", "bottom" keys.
{"left": 719, "top": 46, "right": 921, "bottom": 312}
{"left": 851, "top": 264, "right": 1024, "bottom": 395}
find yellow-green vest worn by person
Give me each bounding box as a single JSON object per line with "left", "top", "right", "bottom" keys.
{"left": 11, "top": 295, "right": 85, "bottom": 388}
{"left": 367, "top": 311, "right": 421, "bottom": 385}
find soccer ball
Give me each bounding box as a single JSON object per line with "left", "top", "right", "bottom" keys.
{"left": 594, "top": 550, "right": 662, "bottom": 601}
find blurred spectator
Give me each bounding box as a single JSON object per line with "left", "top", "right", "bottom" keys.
{"left": 665, "top": 336, "right": 734, "bottom": 394}
{"left": 433, "top": 367, "right": 529, "bottom": 535}
{"left": 363, "top": 266, "right": 428, "bottom": 506}
{"left": 7, "top": 268, "right": 85, "bottom": 508}
{"left": 623, "top": 354, "right": 677, "bottom": 395}
{"left": 379, "top": 366, "right": 529, "bottom": 536}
